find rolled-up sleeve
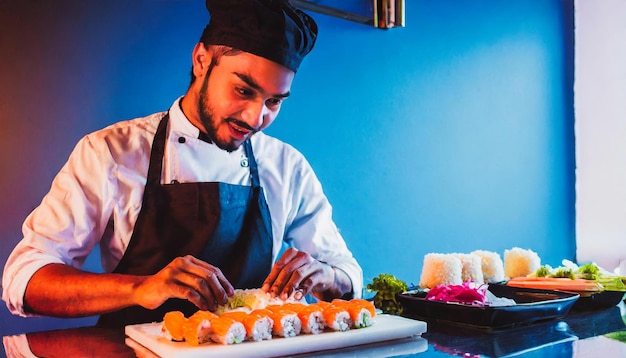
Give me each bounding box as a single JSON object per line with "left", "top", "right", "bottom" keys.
{"left": 282, "top": 155, "right": 363, "bottom": 298}
{"left": 2, "top": 135, "right": 114, "bottom": 316}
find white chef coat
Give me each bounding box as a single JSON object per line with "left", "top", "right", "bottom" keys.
{"left": 2, "top": 98, "right": 363, "bottom": 316}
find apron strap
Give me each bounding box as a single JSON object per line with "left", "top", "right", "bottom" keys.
{"left": 145, "top": 113, "right": 169, "bottom": 187}
{"left": 244, "top": 139, "right": 261, "bottom": 189}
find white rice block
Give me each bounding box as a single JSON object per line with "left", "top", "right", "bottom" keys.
{"left": 453, "top": 253, "right": 484, "bottom": 283}
{"left": 471, "top": 249, "right": 506, "bottom": 283}
{"left": 420, "top": 253, "right": 463, "bottom": 288}
{"left": 504, "top": 247, "right": 541, "bottom": 278}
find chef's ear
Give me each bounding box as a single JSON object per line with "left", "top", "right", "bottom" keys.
{"left": 191, "top": 42, "right": 211, "bottom": 78}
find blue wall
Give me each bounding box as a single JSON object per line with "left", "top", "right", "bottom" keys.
{"left": 0, "top": 0, "right": 574, "bottom": 337}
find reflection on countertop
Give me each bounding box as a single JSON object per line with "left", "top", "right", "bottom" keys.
{"left": 2, "top": 302, "right": 625, "bottom": 357}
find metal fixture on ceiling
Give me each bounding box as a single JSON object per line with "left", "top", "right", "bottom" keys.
{"left": 291, "top": 0, "right": 405, "bottom": 29}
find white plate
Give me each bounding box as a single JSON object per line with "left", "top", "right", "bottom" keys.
{"left": 125, "top": 314, "right": 427, "bottom": 358}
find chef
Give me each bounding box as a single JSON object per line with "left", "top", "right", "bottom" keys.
{"left": 2, "top": 0, "right": 362, "bottom": 328}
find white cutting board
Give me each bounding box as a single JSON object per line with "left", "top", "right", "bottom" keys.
{"left": 125, "top": 314, "right": 427, "bottom": 358}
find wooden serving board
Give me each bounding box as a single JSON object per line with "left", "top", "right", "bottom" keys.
{"left": 125, "top": 314, "right": 427, "bottom": 358}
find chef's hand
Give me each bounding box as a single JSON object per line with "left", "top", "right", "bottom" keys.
{"left": 133, "top": 255, "right": 234, "bottom": 312}
{"left": 262, "top": 248, "right": 351, "bottom": 301}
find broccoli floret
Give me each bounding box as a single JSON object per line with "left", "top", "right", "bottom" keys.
{"left": 535, "top": 265, "right": 552, "bottom": 277}
{"left": 577, "top": 263, "right": 600, "bottom": 280}
{"left": 578, "top": 263, "right": 599, "bottom": 274}
{"left": 553, "top": 267, "right": 575, "bottom": 279}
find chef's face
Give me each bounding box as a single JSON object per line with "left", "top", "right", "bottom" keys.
{"left": 196, "top": 49, "right": 295, "bottom": 152}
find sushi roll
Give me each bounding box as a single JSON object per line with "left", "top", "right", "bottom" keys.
{"left": 264, "top": 306, "right": 302, "bottom": 338}
{"left": 207, "top": 316, "right": 246, "bottom": 345}
{"left": 317, "top": 303, "right": 351, "bottom": 332}
{"left": 309, "top": 300, "right": 331, "bottom": 312}
{"left": 221, "top": 311, "right": 273, "bottom": 342}
{"left": 282, "top": 303, "right": 325, "bottom": 334}
{"left": 161, "top": 311, "right": 187, "bottom": 342}
{"left": 182, "top": 310, "right": 217, "bottom": 346}
{"left": 350, "top": 299, "right": 376, "bottom": 318}
{"left": 331, "top": 299, "right": 376, "bottom": 329}
{"left": 246, "top": 311, "right": 274, "bottom": 341}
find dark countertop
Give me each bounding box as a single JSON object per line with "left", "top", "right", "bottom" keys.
{"left": 3, "top": 302, "right": 625, "bottom": 357}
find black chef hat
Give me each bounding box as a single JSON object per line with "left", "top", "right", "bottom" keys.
{"left": 200, "top": 0, "right": 318, "bottom": 72}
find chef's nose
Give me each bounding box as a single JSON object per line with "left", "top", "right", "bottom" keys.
{"left": 242, "top": 100, "right": 268, "bottom": 130}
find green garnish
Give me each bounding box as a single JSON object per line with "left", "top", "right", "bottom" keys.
{"left": 553, "top": 267, "right": 575, "bottom": 279}
{"left": 577, "top": 263, "right": 600, "bottom": 280}
{"left": 536, "top": 261, "right": 626, "bottom": 292}
{"left": 535, "top": 266, "right": 552, "bottom": 277}
{"left": 366, "top": 273, "right": 408, "bottom": 315}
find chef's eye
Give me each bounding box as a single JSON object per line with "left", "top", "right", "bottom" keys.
{"left": 266, "top": 98, "right": 283, "bottom": 108}
{"left": 236, "top": 87, "right": 253, "bottom": 97}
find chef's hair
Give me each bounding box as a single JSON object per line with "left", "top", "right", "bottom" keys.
{"left": 188, "top": 44, "right": 242, "bottom": 87}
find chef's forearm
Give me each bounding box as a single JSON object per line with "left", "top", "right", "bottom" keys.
{"left": 24, "top": 263, "right": 144, "bottom": 317}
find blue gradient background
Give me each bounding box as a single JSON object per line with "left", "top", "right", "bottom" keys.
{"left": 0, "top": 0, "right": 574, "bottom": 336}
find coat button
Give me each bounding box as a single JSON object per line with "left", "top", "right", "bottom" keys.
{"left": 178, "top": 137, "right": 186, "bottom": 144}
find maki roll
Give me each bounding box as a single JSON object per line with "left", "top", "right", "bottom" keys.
{"left": 351, "top": 299, "right": 377, "bottom": 318}
{"left": 263, "top": 306, "right": 302, "bottom": 338}
{"left": 208, "top": 316, "right": 246, "bottom": 345}
{"left": 161, "top": 311, "right": 187, "bottom": 342}
{"left": 182, "top": 310, "right": 218, "bottom": 346}
{"left": 221, "top": 311, "right": 274, "bottom": 342}
{"left": 246, "top": 312, "right": 274, "bottom": 341}
{"left": 331, "top": 299, "right": 376, "bottom": 328}
{"left": 282, "top": 303, "right": 326, "bottom": 334}
{"left": 316, "top": 303, "right": 352, "bottom": 332}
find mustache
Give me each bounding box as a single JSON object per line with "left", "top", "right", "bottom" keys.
{"left": 227, "top": 118, "right": 258, "bottom": 133}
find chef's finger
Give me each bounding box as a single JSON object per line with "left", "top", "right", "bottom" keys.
{"left": 172, "top": 257, "right": 234, "bottom": 308}
{"left": 281, "top": 267, "right": 316, "bottom": 300}
{"left": 262, "top": 248, "right": 299, "bottom": 293}
{"left": 280, "top": 260, "right": 335, "bottom": 300}
{"left": 185, "top": 255, "right": 235, "bottom": 297}
{"left": 197, "top": 267, "right": 234, "bottom": 308}
{"left": 177, "top": 255, "right": 235, "bottom": 300}
{"left": 275, "top": 258, "right": 317, "bottom": 300}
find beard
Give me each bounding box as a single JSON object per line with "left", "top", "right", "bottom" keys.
{"left": 197, "top": 71, "right": 240, "bottom": 153}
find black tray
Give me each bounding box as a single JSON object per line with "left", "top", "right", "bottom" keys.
{"left": 397, "top": 284, "right": 579, "bottom": 330}
{"left": 572, "top": 290, "right": 626, "bottom": 310}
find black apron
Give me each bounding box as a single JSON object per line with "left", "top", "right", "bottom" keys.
{"left": 97, "top": 114, "right": 273, "bottom": 328}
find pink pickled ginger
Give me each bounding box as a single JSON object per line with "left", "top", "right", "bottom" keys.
{"left": 425, "top": 282, "right": 488, "bottom": 305}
